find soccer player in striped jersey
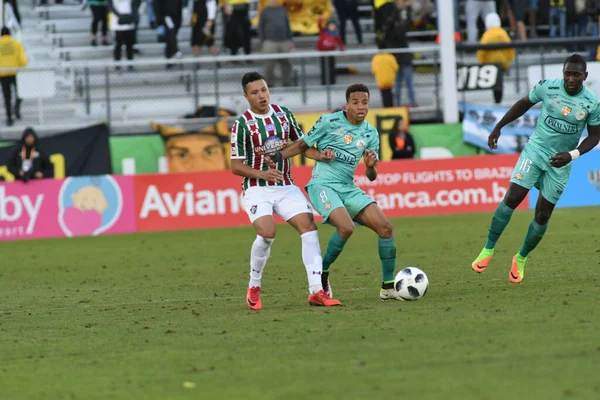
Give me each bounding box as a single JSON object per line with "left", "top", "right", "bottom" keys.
{"left": 230, "top": 72, "right": 341, "bottom": 310}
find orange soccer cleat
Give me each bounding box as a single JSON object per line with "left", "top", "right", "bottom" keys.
{"left": 246, "top": 286, "right": 263, "bottom": 310}
{"left": 308, "top": 290, "right": 341, "bottom": 307}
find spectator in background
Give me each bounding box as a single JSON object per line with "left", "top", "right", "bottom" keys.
{"left": 508, "top": 0, "right": 529, "bottom": 40}
{"left": 316, "top": 17, "right": 344, "bottom": 85}
{"left": 223, "top": 0, "right": 251, "bottom": 57}
{"left": 108, "top": 0, "right": 138, "bottom": 71}
{"left": 82, "top": 0, "right": 110, "bottom": 46}
{"left": 567, "top": 0, "right": 587, "bottom": 51}
{"left": 465, "top": 0, "right": 497, "bottom": 42}
{"left": 549, "top": 0, "right": 567, "bottom": 38}
{"left": 0, "top": 27, "right": 27, "bottom": 126}
{"left": 8, "top": 128, "right": 53, "bottom": 182}
{"left": 191, "top": 0, "right": 218, "bottom": 58}
{"left": 374, "top": 0, "right": 396, "bottom": 47}
{"left": 477, "top": 12, "right": 514, "bottom": 104}
{"left": 259, "top": 0, "right": 294, "bottom": 87}
{"left": 388, "top": 116, "right": 415, "bottom": 159}
{"left": 155, "top": 0, "right": 185, "bottom": 63}
{"left": 334, "top": 0, "right": 363, "bottom": 45}
{"left": 371, "top": 44, "right": 398, "bottom": 108}
{"left": 586, "top": 0, "right": 600, "bottom": 59}
{"left": 383, "top": 0, "right": 417, "bottom": 107}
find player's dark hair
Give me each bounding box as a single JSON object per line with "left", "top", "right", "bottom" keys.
{"left": 242, "top": 72, "right": 266, "bottom": 93}
{"left": 564, "top": 54, "right": 586, "bottom": 71}
{"left": 345, "top": 84, "right": 370, "bottom": 101}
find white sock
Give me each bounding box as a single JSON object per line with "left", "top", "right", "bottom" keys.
{"left": 249, "top": 235, "right": 273, "bottom": 288}
{"left": 301, "top": 230, "right": 324, "bottom": 294}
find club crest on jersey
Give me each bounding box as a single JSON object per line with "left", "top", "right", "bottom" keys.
{"left": 356, "top": 139, "right": 366, "bottom": 150}
{"left": 515, "top": 173, "right": 523, "bottom": 180}
{"left": 576, "top": 110, "right": 586, "bottom": 121}
{"left": 325, "top": 201, "right": 332, "bottom": 210}
{"left": 344, "top": 134, "right": 353, "bottom": 144}
{"left": 250, "top": 205, "right": 257, "bottom": 214}
{"left": 282, "top": 121, "right": 289, "bottom": 133}
{"left": 562, "top": 106, "right": 572, "bottom": 116}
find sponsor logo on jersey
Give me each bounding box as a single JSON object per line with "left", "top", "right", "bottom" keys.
{"left": 250, "top": 205, "right": 257, "bottom": 214}
{"left": 276, "top": 112, "right": 285, "bottom": 117}
{"left": 561, "top": 106, "right": 572, "bottom": 116}
{"left": 548, "top": 86, "right": 560, "bottom": 89}
{"left": 576, "top": 110, "right": 586, "bottom": 121}
{"left": 266, "top": 124, "right": 276, "bottom": 132}
{"left": 255, "top": 136, "right": 287, "bottom": 155}
{"left": 344, "top": 134, "right": 353, "bottom": 144}
{"left": 356, "top": 139, "right": 366, "bottom": 150}
{"left": 330, "top": 118, "right": 340, "bottom": 122}
{"left": 247, "top": 120, "right": 256, "bottom": 126}
{"left": 544, "top": 116, "right": 578, "bottom": 134}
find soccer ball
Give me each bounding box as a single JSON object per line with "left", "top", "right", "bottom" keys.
{"left": 394, "top": 267, "right": 429, "bottom": 301}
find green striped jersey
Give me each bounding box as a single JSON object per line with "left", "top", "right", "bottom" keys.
{"left": 230, "top": 104, "right": 303, "bottom": 191}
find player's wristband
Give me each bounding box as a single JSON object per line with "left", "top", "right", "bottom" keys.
{"left": 568, "top": 149, "right": 580, "bottom": 161}
{"left": 271, "top": 151, "right": 283, "bottom": 163}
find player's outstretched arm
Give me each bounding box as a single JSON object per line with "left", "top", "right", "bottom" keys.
{"left": 231, "top": 159, "right": 283, "bottom": 183}
{"left": 488, "top": 96, "right": 534, "bottom": 150}
{"left": 550, "top": 124, "right": 600, "bottom": 167}
{"left": 267, "top": 139, "right": 309, "bottom": 165}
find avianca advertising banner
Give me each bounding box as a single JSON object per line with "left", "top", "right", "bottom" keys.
{"left": 1, "top": 154, "right": 534, "bottom": 240}
{"left": 133, "top": 154, "right": 526, "bottom": 232}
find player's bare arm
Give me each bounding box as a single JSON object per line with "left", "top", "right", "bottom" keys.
{"left": 230, "top": 159, "right": 283, "bottom": 183}
{"left": 266, "top": 141, "right": 334, "bottom": 166}
{"left": 364, "top": 149, "right": 378, "bottom": 181}
{"left": 488, "top": 96, "right": 535, "bottom": 150}
{"left": 550, "top": 124, "right": 600, "bottom": 167}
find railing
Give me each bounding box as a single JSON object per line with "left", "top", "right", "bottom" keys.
{"left": 0, "top": 46, "right": 442, "bottom": 135}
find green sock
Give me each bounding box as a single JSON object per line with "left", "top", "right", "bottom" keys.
{"left": 519, "top": 220, "right": 548, "bottom": 257}
{"left": 322, "top": 231, "right": 347, "bottom": 273}
{"left": 378, "top": 237, "right": 397, "bottom": 283}
{"left": 485, "top": 201, "right": 515, "bottom": 249}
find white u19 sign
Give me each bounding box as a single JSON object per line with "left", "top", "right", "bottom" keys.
{"left": 456, "top": 64, "right": 502, "bottom": 91}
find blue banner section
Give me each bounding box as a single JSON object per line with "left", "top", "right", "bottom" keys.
{"left": 529, "top": 150, "right": 600, "bottom": 208}
{"left": 461, "top": 103, "right": 540, "bottom": 154}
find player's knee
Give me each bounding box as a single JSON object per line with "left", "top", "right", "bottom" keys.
{"left": 257, "top": 228, "right": 276, "bottom": 240}
{"left": 377, "top": 220, "right": 394, "bottom": 239}
{"left": 337, "top": 224, "right": 355, "bottom": 240}
{"left": 535, "top": 209, "right": 552, "bottom": 225}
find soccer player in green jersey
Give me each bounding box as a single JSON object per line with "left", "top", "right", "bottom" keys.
{"left": 268, "top": 83, "right": 402, "bottom": 300}
{"left": 472, "top": 54, "right": 600, "bottom": 283}
{"left": 230, "top": 72, "right": 341, "bottom": 309}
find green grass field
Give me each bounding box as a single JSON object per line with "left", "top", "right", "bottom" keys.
{"left": 1, "top": 207, "right": 599, "bottom": 400}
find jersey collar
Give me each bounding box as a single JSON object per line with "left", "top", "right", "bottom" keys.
{"left": 248, "top": 105, "right": 274, "bottom": 119}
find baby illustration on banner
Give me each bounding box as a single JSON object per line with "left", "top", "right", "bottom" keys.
{"left": 58, "top": 176, "right": 124, "bottom": 237}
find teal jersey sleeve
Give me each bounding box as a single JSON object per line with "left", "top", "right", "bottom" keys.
{"left": 588, "top": 101, "right": 600, "bottom": 127}
{"left": 303, "top": 114, "right": 328, "bottom": 148}
{"left": 528, "top": 80, "right": 547, "bottom": 104}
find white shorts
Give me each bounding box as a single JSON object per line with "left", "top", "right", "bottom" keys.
{"left": 243, "top": 185, "right": 312, "bottom": 223}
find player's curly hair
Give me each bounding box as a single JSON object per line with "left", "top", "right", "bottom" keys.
{"left": 345, "top": 83, "right": 370, "bottom": 101}
{"left": 564, "top": 54, "right": 586, "bottom": 71}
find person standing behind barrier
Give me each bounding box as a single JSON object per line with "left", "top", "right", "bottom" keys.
{"left": 477, "top": 12, "right": 514, "bottom": 104}
{"left": 383, "top": 0, "right": 416, "bottom": 107}
{"left": 549, "top": 0, "right": 567, "bottom": 38}
{"left": 108, "top": 0, "right": 138, "bottom": 71}
{"left": 334, "top": 0, "right": 363, "bottom": 45}
{"left": 191, "top": 0, "right": 218, "bottom": 58}
{"left": 0, "top": 27, "right": 27, "bottom": 127}
{"left": 371, "top": 44, "right": 398, "bottom": 108}
{"left": 223, "top": 0, "right": 251, "bottom": 57}
{"left": 465, "top": 0, "right": 497, "bottom": 43}
{"left": 316, "top": 17, "right": 344, "bottom": 85}
{"left": 82, "top": 0, "right": 110, "bottom": 46}
{"left": 374, "top": 0, "right": 395, "bottom": 47}
{"left": 259, "top": 0, "right": 294, "bottom": 87}
{"left": 155, "top": 0, "right": 185, "bottom": 63}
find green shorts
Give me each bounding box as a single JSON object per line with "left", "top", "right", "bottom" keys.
{"left": 510, "top": 144, "right": 571, "bottom": 204}
{"left": 306, "top": 182, "right": 376, "bottom": 224}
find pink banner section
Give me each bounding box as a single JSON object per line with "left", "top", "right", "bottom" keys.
{"left": 0, "top": 175, "right": 136, "bottom": 241}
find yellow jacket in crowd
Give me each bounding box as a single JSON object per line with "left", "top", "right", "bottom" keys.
{"left": 372, "top": 53, "right": 399, "bottom": 90}
{"left": 0, "top": 33, "right": 27, "bottom": 77}
{"left": 477, "top": 13, "right": 514, "bottom": 70}
{"left": 375, "top": 0, "right": 394, "bottom": 9}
